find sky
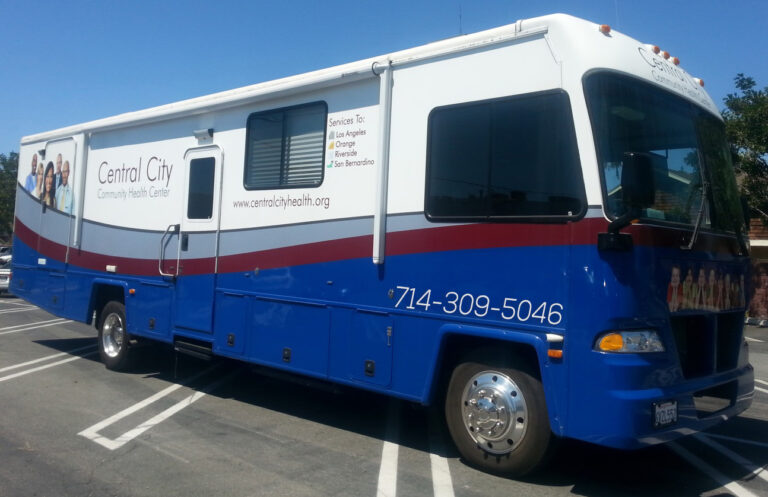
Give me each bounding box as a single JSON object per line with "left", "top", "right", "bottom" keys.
{"left": 1, "top": 0, "right": 767, "bottom": 155}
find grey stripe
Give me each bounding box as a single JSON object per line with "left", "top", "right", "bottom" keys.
{"left": 15, "top": 184, "right": 42, "bottom": 229}
{"left": 217, "top": 216, "right": 374, "bottom": 256}
{"left": 78, "top": 221, "right": 223, "bottom": 260}
{"left": 386, "top": 212, "right": 466, "bottom": 232}
{"left": 23, "top": 203, "right": 605, "bottom": 261}
{"left": 80, "top": 219, "right": 166, "bottom": 259}
{"left": 16, "top": 184, "right": 73, "bottom": 243}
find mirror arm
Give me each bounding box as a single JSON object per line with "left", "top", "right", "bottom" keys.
{"left": 607, "top": 208, "right": 638, "bottom": 234}
{"left": 599, "top": 208, "right": 637, "bottom": 251}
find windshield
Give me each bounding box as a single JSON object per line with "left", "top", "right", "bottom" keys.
{"left": 584, "top": 72, "right": 743, "bottom": 233}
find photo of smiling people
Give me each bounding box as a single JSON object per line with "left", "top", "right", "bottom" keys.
{"left": 41, "top": 161, "right": 56, "bottom": 208}
{"left": 667, "top": 265, "right": 683, "bottom": 312}
{"left": 23, "top": 144, "right": 76, "bottom": 214}
{"left": 54, "top": 154, "right": 63, "bottom": 189}
{"left": 667, "top": 263, "right": 745, "bottom": 314}
{"left": 34, "top": 162, "right": 44, "bottom": 199}
{"left": 55, "top": 160, "right": 73, "bottom": 214}
{"left": 24, "top": 153, "right": 38, "bottom": 193}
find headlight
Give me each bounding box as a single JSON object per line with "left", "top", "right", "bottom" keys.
{"left": 596, "top": 330, "right": 665, "bottom": 353}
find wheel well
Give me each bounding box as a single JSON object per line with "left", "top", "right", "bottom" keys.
{"left": 90, "top": 284, "right": 125, "bottom": 327}
{"left": 431, "top": 334, "right": 541, "bottom": 404}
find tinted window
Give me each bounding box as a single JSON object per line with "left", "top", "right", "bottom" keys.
{"left": 425, "top": 91, "right": 584, "bottom": 220}
{"left": 245, "top": 102, "right": 327, "bottom": 189}
{"left": 187, "top": 157, "right": 215, "bottom": 219}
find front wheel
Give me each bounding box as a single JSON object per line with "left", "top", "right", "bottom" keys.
{"left": 97, "top": 301, "right": 131, "bottom": 370}
{"left": 444, "top": 359, "right": 553, "bottom": 477}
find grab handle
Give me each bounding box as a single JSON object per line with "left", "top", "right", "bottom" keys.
{"left": 159, "top": 224, "right": 180, "bottom": 277}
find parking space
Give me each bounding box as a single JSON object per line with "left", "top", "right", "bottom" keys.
{"left": 1, "top": 297, "right": 767, "bottom": 497}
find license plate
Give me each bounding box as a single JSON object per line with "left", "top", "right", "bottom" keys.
{"left": 653, "top": 400, "right": 678, "bottom": 428}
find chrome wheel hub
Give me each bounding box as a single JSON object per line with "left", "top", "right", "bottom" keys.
{"left": 461, "top": 371, "right": 527, "bottom": 455}
{"left": 102, "top": 313, "right": 125, "bottom": 359}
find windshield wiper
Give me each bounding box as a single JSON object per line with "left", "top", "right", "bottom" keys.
{"left": 732, "top": 207, "right": 750, "bottom": 255}
{"left": 682, "top": 172, "right": 709, "bottom": 251}
{"left": 688, "top": 183, "right": 750, "bottom": 255}
{"left": 682, "top": 162, "right": 749, "bottom": 255}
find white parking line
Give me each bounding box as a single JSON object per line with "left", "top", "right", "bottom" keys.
{"left": 376, "top": 400, "right": 400, "bottom": 497}
{"left": 0, "top": 344, "right": 97, "bottom": 373}
{"left": 706, "top": 434, "right": 768, "bottom": 449}
{"left": 0, "top": 351, "right": 98, "bottom": 383}
{"left": 695, "top": 434, "right": 768, "bottom": 483}
{"left": 753, "top": 377, "right": 768, "bottom": 393}
{"left": 0, "top": 318, "right": 68, "bottom": 331}
{"left": 79, "top": 366, "right": 235, "bottom": 451}
{"left": 0, "top": 300, "right": 35, "bottom": 308}
{"left": 428, "top": 412, "right": 455, "bottom": 497}
{"left": 0, "top": 306, "right": 43, "bottom": 315}
{"left": 669, "top": 442, "right": 758, "bottom": 497}
{"left": 0, "top": 318, "right": 69, "bottom": 335}
{"left": 0, "top": 298, "right": 32, "bottom": 305}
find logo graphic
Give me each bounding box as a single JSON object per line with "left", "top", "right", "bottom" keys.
{"left": 327, "top": 131, "right": 335, "bottom": 167}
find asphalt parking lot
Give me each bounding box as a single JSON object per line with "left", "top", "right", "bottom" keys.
{"left": 1, "top": 294, "right": 767, "bottom": 497}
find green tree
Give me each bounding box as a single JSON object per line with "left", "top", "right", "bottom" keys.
{"left": 722, "top": 74, "right": 768, "bottom": 221}
{"left": 0, "top": 151, "right": 19, "bottom": 243}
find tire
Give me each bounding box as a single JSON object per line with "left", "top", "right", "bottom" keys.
{"left": 97, "top": 301, "right": 131, "bottom": 370}
{"left": 444, "top": 358, "right": 553, "bottom": 477}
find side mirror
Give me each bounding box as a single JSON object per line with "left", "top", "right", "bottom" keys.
{"left": 620, "top": 152, "right": 655, "bottom": 209}
{"left": 600, "top": 152, "right": 655, "bottom": 250}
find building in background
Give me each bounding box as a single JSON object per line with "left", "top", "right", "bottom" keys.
{"left": 748, "top": 219, "right": 768, "bottom": 324}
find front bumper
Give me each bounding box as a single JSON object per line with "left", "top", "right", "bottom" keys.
{"left": 565, "top": 355, "right": 754, "bottom": 449}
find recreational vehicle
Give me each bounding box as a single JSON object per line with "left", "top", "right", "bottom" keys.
{"left": 12, "top": 14, "right": 753, "bottom": 475}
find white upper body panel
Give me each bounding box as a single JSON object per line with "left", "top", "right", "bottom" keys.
{"left": 17, "top": 14, "right": 719, "bottom": 233}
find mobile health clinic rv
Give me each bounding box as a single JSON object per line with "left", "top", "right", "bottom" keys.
{"left": 11, "top": 13, "right": 754, "bottom": 476}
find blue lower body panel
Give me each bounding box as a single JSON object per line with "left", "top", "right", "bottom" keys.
{"left": 10, "top": 226, "right": 755, "bottom": 450}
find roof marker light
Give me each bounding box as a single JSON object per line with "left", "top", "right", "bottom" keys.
{"left": 661, "top": 51, "right": 670, "bottom": 59}
{"left": 671, "top": 57, "right": 680, "bottom": 65}
{"left": 599, "top": 24, "right": 611, "bottom": 35}
{"left": 652, "top": 46, "right": 661, "bottom": 54}
{"left": 694, "top": 78, "right": 705, "bottom": 87}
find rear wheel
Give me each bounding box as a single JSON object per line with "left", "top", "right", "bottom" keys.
{"left": 445, "top": 358, "right": 552, "bottom": 477}
{"left": 98, "top": 301, "right": 131, "bottom": 370}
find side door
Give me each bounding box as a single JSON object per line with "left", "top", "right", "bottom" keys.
{"left": 37, "top": 138, "right": 78, "bottom": 310}
{"left": 172, "top": 146, "right": 223, "bottom": 333}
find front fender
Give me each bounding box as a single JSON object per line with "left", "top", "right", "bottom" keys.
{"left": 421, "top": 323, "right": 567, "bottom": 436}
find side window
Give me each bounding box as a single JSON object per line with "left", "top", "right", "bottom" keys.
{"left": 244, "top": 102, "right": 327, "bottom": 190}
{"left": 425, "top": 91, "right": 585, "bottom": 221}
{"left": 187, "top": 157, "right": 215, "bottom": 219}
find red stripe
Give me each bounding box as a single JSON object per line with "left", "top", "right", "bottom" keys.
{"left": 218, "top": 234, "right": 372, "bottom": 272}
{"left": 13, "top": 215, "right": 742, "bottom": 277}
{"left": 37, "top": 233, "right": 69, "bottom": 262}
{"left": 14, "top": 217, "right": 213, "bottom": 276}
{"left": 13, "top": 217, "right": 37, "bottom": 249}
{"left": 388, "top": 222, "right": 569, "bottom": 256}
